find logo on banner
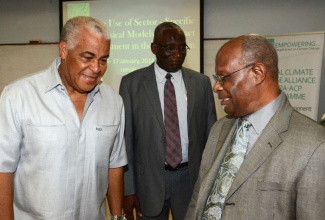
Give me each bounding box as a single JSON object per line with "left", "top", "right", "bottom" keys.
{"left": 267, "top": 34, "right": 324, "bottom": 121}
{"left": 268, "top": 38, "right": 321, "bottom": 52}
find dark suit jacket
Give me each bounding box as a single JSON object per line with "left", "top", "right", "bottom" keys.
{"left": 186, "top": 95, "right": 325, "bottom": 219}
{"left": 119, "top": 64, "right": 216, "bottom": 216}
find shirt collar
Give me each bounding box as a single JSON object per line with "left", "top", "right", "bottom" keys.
{"left": 247, "top": 92, "right": 284, "bottom": 135}
{"left": 154, "top": 61, "right": 182, "bottom": 83}
{"left": 45, "top": 58, "right": 101, "bottom": 97}
{"left": 44, "top": 58, "right": 63, "bottom": 93}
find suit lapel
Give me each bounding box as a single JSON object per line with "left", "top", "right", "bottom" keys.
{"left": 226, "top": 95, "right": 293, "bottom": 199}
{"left": 226, "top": 126, "right": 282, "bottom": 198}
{"left": 142, "top": 65, "right": 165, "bottom": 132}
{"left": 182, "top": 69, "right": 195, "bottom": 124}
{"left": 213, "top": 119, "right": 236, "bottom": 162}
{"left": 199, "top": 119, "right": 236, "bottom": 204}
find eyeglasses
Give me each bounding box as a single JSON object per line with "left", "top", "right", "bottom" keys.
{"left": 212, "top": 63, "right": 255, "bottom": 85}
{"left": 155, "top": 43, "right": 190, "bottom": 54}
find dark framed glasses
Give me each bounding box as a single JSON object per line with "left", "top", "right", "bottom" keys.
{"left": 155, "top": 43, "right": 190, "bottom": 54}
{"left": 212, "top": 63, "right": 255, "bottom": 85}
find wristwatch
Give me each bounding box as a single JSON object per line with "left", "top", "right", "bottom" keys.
{"left": 110, "top": 214, "right": 126, "bottom": 220}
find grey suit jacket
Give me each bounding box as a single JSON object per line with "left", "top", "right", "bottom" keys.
{"left": 186, "top": 95, "right": 325, "bottom": 220}
{"left": 119, "top": 64, "right": 217, "bottom": 216}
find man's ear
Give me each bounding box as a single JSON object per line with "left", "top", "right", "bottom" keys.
{"left": 59, "top": 41, "right": 68, "bottom": 59}
{"left": 151, "top": 43, "right": 158, "bottom": 55}
{"left": 253, "top": 63, "right": 267, "bottom": 85}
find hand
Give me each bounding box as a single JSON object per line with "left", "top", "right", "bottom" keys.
{"left": 122, "top": 194, "right": 142, "bottom": 220}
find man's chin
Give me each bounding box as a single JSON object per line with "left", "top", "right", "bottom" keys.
{"left": 77, "top": 85, "right": 97, "bottom": 94}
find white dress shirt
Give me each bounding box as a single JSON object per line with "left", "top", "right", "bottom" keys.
{"left": 154, "top": 62, "right": 189, "bottom": 163}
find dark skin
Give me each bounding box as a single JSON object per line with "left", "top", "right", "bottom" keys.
{"left": 58, "top": 27, "right": 110, "bottom": 119}
{"left": 59, "top": 28, "right": 124, "bottom": 216}
{"left": 0, "top": 173, "right": 13, "bottom": 220}
{"left": 122, "top": 27, "right": 188, "bottom": 220}
{"left": 152, "top": 28, "right": 187, "bottom": 72}
{"left": 0, "top": 27, "right": 111, "bottom": 220}
{"left": 213, "top": 38, "right": 280, "bottom": 118}
{"left": 0, "top": 26, "right": 124, "bottom": 219}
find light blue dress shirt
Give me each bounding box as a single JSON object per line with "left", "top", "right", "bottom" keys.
{"left": 246, "top": 92, "right": 284, "bottom": 154}
{"left": 0, "top": 58, "right": 127, "bottom": 220}
{"left": 154, "top": 62, "right": 189, "bottom": 163}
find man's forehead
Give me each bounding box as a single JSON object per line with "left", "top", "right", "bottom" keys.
{"left": 216, "top": 47, "right": 241, "bottom": 65}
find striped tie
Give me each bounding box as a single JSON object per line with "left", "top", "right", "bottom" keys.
{"left": 164, "top": 73, "right": 182, "bottom": 168}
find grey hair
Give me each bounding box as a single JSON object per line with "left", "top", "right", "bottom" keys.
{"left": 60, "top": 16, "right": 110, "bottom": 50}
{"left": 239, "top": 34, "right": 279, "bottom": 80}
{"left": 153, "top": 21, "right": 185, "bottom": 42}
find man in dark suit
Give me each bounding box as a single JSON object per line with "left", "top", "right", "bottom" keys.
{"left": 186, "top": 34, "right": 325, "bottom": 219}
{"left": 119, "top": 22, "right": 217, "bottom": 220}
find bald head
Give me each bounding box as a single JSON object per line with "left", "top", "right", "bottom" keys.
{"left": 214, "top": 34, "right": 281, "bottom": 117}
{"left": 153, "top": 22, "right": 185, "bottom": 42}
{"left": 218, "top": 34, "right": 279, "bottom": 80}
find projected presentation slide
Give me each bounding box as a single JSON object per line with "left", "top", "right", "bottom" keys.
{"left": 61, "top": 0, "right": 201, "bottom": 91}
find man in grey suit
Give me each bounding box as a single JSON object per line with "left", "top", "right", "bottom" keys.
{"left": 119, "top": 22, "right": 217, "bottom": 220}
{"left": 186, "top": 34, "right": 325, "bottom": 219}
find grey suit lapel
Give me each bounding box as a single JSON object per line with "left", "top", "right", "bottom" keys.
{"left": 213, "top": 119, "right": 236, "bottom": 162}
{"left": 226, "top": 126, "right": 282, "bottom": 199}
{"left": 142, "top": 65, "right": 165, "bottom": 132}
{"left": 226, "top": 95, "right": 293, "bottom": 199}
{"left": 199, "top": 119, "right": 236, "bottom": 206}
{"left": 182, "top": 69, "right": 195, "bottom": 124}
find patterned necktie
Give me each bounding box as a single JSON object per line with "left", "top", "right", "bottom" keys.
{"left": 164, "top": 73, "right": 182, "bottom": 168}
{"left": 203, "top": 118, "right": 252, "bottom": 220}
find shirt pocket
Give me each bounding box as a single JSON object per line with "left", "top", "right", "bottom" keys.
{"left": 88, "top": 124, "right": 119, "bottom": 170}
{"left": 23, "top": 123, "right": 68, "bottom": 215}
{"left": 25, "top": 123, "right": 67, "bottom": 171}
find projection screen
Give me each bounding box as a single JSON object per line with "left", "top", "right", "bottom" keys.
{"left": 60, "top": 0, "right": 202, "bottom": 92}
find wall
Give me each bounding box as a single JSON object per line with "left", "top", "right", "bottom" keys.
{"left": 0, "top": 44, "right": 59, "bottom": 94}
{"left": 0, "top": 0, "right": 324, "bottom": 120}
{"left": 0, "top": 0, "right": 59, "bottom": 44}
{"left": 203, "top": 0, "right": 325, "bottom": 121}
{"left": 204, "top": 0, "right": 325, "bottom": 38}
{"left": 1, "top": 0, "right": 325, "bottom": 43}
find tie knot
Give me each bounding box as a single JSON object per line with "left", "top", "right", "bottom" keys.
{"left": 240, "top": 118, "right": 252, "bottom": 129}
{"left": 165, "top": 73, "right": 172, "bottom": 80}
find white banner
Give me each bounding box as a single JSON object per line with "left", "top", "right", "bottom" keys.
{"left": 204, "top": 32, "right": 324, "bottom": 121}
{"left": 268, "top": 32, "right": 324, "bottom": 121}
